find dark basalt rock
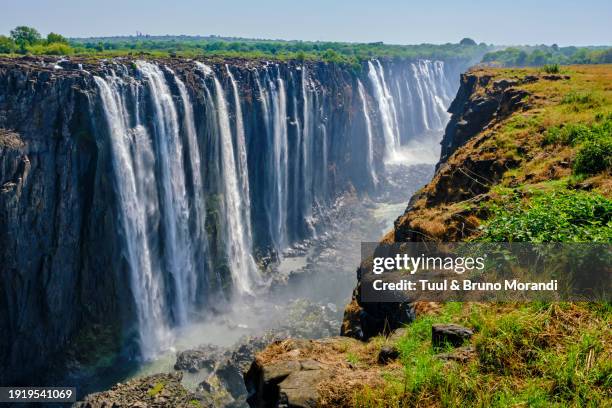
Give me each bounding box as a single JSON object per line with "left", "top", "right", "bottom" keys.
{"left": 431, "top": 324, "right": 473, "bottom": 349}
{"left": 175, "top": 344, "right": 226, "bottom": 372}
{"left": 377, "top": 345, "right": 400, "bottom": 364}
{"left": 75, "top": 372, "right": 203, "bottom": 408}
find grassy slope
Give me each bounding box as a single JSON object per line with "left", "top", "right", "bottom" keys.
{"left": 324, "top": 65, "right": 612, "bottom": 407}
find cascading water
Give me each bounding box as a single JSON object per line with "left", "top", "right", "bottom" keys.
{"left": 94, "top": 74, "right": 171, "bottom": 358}
{"left": 135, "top": 61, "right": 196, "bottom": 325}
{"left": 226, "top": 65, "right": 254, "bottom": 251}
{"left": 357, "top": 79, "right": 378, "bottom": 186}
{"left": 196, "top": 62, "right": 261, "bottom": 294}
{"left": 92, "top": 57, "right": 458, "bottom": 358}
{"left": 368, "top": 60, "right": 400, "bottom": 161}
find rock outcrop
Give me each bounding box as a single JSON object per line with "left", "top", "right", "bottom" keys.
{"left": 75, "top": 372, "right": 202, "bottom": 408}
{"left": 342, "top": 68, "right": 538, "bottom": 340}
{"left": 0, "top": 55, "right": 465, "bottom": 385}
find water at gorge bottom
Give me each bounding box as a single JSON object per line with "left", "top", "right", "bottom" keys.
{"left": 65, "top": 161, "right": 435, "bottom": 398}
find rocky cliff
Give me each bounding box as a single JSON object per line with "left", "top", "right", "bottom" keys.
{"left": 246, "top": 65, "right": 612, "bottom": 406}
{"left": 0, "top": 55, "right": 463, "bottom": 385}
{"left": 342, "top": 66, "right": 610, "bottom": 339}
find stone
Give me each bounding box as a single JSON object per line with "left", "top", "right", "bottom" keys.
{"left": 378, "top": 345, "right": 400, "bottom": 364}
{"left": 436, "top": 346, "right": 475, "bottom": 363}
{"left": 174, "top": 344, "right": 225, "bottom": 373}
{"left": 262, "top": 360, "right": 302, "bottom": 383}
{"left": 431, "top": 324, "right": 473, "bottom": 349}
{"left": 277, "top": 369, "right": 332, "bottom": 408}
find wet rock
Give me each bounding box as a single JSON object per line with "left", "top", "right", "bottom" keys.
{"left": 431, "top": 324, "right": 473, "bottom": 349}
{"left": 175, "top": 344, "right": 226, "bottom": 372}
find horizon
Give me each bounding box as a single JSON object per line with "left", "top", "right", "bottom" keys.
{"left": 2, "top": 0, "right": 611, "bottom": 47}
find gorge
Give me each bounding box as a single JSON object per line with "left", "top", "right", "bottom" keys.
{"left": 0, "top": 55, "right": 466, "bottom": 391}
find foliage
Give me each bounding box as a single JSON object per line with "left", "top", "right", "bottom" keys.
{"left": 10, "top": 26, "right": 41, "bottom": 52}
{"left": 480, "top": 190, "right": 612, "bottom": 242}
{"left": 46, "top": 32, "right": 68, "bottom": 44}
{"left": 542, "top": 63, "right": 560, "bottom": 73}
{"left": 574, "top": 138, "right": 612, "bottom": 175}
{"left": 541, "top": 117, "right": 612, "bottom": 175}
{"left": 64, "top": 35, "right": 490, "bottom": 62}
{"left": 482, "top": 45, "right": 612, "bottom": 67}
{"left": 0, "top": 35, "right": 16, "bottom": 53}
{"left": 355, "top": 303, "right": 611, "bottom": 407}
{"left": 27, "top": 42, "right": 74, "bottom": 55}
{"left": 459, "top": 38, "right": 477, "bottom": 46}
{"left": 1, "top": 26, "right": 75, "bottom": 55}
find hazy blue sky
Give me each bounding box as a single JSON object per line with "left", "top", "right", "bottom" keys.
{"left": 2, "top": 0, "right": 611, "bottom": 46}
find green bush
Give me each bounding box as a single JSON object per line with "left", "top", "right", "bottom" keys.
{"left": 0, "top": 35, "right": 16, "bottom": 53}
{"left": 573, "top": 138, "right": 612, "bottom": 175}
{"left": 542, "top": 63, "right": 560, "bottom": 73}
{"left": 27, "top": 42, "right": 74, "bottom": 55}
{"left": 480, "top": 190, "right": 612, "bottom": 242}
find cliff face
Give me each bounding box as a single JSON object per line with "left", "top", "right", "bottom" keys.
{"left": 341, "top": 68, "right": 538, "bottom": 340}
{"left": 0, "top": 60, "right": 127, "bottom": 385}
{"left": 0, "top": 56, "right": 462, "bottom": 384}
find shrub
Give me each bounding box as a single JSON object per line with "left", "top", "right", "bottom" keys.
{"left": 27, "top": 42, "right": 74, "bottom": 55}
{"left": 573, "top": 138, "right": 612, "bottom": 175}
{"left": 480, "top": 190, "right": 612, "bottom": 242}
{"left": 0, "top": 35, "right": 17, "bottom": 53}
{"left": 542, "top": 63, "right": 560, "bottom": 74}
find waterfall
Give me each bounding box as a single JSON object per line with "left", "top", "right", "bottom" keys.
{"left": 226, "top": 65, "right": 254, "bottom": 248}
{"left": 136, "top": 61, "right": 195, "bottom": 324}
{"left": 269, "top": 69, "right": 289, "bottom": 251}
{"left": 301, "top": 68, "right": 316, "bottom": 235}
{"left": 367, "top": 60, "right": 400, "bottom": 161}
{"left": 90, "top": 57, "right": 456, "bottom": 359}
{"left": 196, "top": 62, "right": 260, "bottom": 294}
{"left": 357, "top": 79, "right": 378, "bottom": 186}
{"left": 173, "top": 69, "right": 206, "bottom": 307}
{"left": 94, "top": 74, "right": 170, "bottom": 358}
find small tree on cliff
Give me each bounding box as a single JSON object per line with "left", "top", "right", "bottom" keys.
{"left": 10, "top": 26, "right": 41, "bottom": 53}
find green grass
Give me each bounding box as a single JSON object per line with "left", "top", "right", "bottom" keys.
{"left": 355, "top": 303, "right": 611, "bottom": 407}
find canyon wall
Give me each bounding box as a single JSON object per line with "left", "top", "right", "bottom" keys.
{"left": 0, "top": 56, "right": 463, "bottom": 383}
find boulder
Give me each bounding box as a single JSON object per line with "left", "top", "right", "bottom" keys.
{"left": 245, "top": 358, "right": 332, "bottom": 407}
{"left": 377, "top": 345, "right": 400, "bottom": 364}
{"left": 431, "top": 324, "right": 473, "bottom": 349}
{"left": 174, "top": 344, "right": 225, "bottom": 372}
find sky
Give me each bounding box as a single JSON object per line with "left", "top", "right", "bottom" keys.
{"left": 2, "top": 0, "right": 611, "bottom": 46}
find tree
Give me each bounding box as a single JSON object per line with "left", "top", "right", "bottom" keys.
{"left": 0, "top": 35, "right": 17, "bottom": 53}
{"left": 10, "top": 26, "right": 41, "bottom": 52}
{"left": 459, "top": 38, "right": 477, "bottom": 46}
{"left": 46, "top": 32, "right": 68, "bottom": 44}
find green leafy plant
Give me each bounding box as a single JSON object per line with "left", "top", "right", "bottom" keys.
{"left": 573, "top": 138, "right": 612, "bottom": 175}
{"left": 480, "top": 190, "right": 612, "bottom": 242}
